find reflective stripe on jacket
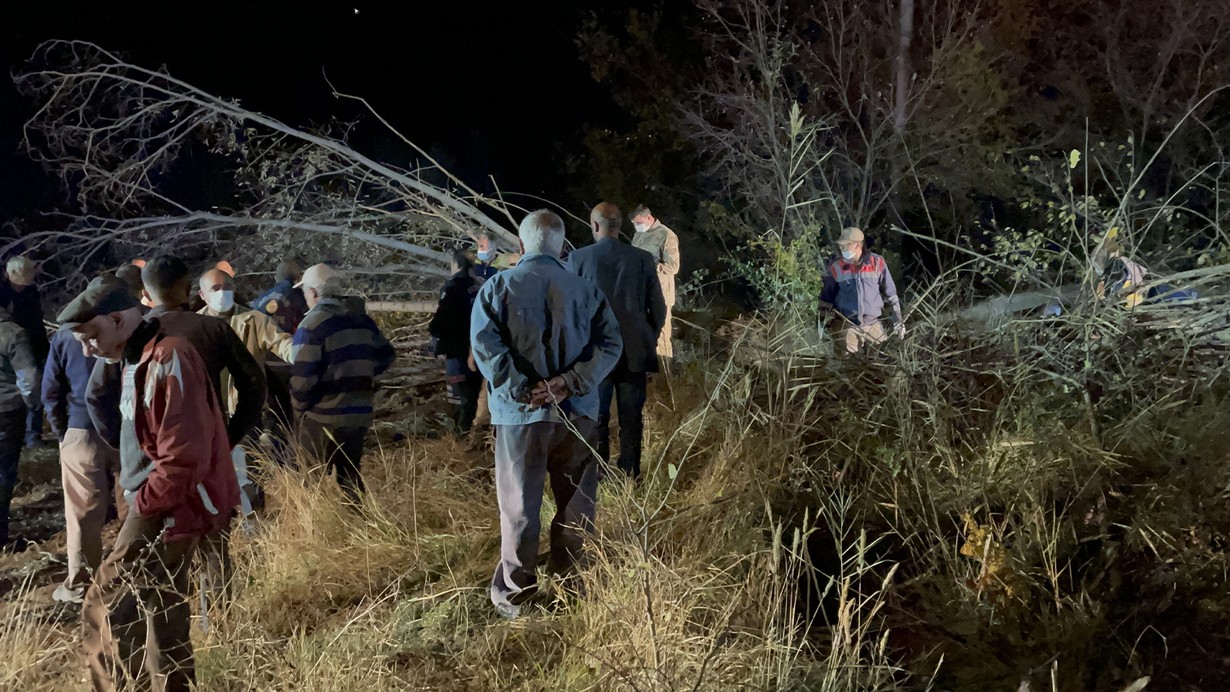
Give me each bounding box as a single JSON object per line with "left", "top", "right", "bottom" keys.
{"left": 819, "top": 252, "right": 902, "bottom": 326}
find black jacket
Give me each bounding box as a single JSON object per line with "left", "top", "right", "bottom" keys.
{"left": 567, "top": 237, "right": 667, "bottom": 374}
{"left": 0, "top": 279, "right": 49, "bottom": 361}
{"left": 428, "top": 271, "right": 479, "bottom": 359}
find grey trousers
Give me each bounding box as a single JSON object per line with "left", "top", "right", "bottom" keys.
{"left": 490, "top": 418, "right": 599, "bottom": 610}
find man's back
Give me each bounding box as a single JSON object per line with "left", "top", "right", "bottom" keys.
{"left": 568, "top": 238, "right": 666, "bottom": 374}
{"left": 470, "top": 254, "right": 622, "bottom": 424}
{"left": 291, "top": 295, "right": 395, "bottom": 428}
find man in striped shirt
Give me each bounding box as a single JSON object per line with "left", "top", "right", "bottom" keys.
{"left": 290, "top": 264, "right": 395, "bottom": 502}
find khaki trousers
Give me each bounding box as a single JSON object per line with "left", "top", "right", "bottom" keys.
{"left": 657, "top": 305, "right": 674, "bottom": 358}
{"left": 843, "top": 322, "right": 887, "bottom": 353}
{"left": 60, "top": 428, "right": 119, "bottom": 591}
{"left": 82, "top": 512, "right": 199, "bottom": 692}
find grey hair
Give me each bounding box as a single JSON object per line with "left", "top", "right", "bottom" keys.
{"left": 6, "top": 256, "right": 34, "bottom": 275}
{"left": 317, "top": 278, "right": 344, "bottom": 297}
{"left": 518, "top": 210, "right": 565, "bottom": 257}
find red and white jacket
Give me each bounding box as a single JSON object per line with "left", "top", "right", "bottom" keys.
{"left": 122, "top": 327, "right": 239, "bottom": 542}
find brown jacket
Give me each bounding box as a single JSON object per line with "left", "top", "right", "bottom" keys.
{"left": 198, "top": 306, "right": 293, "bottom": 414}
{"left": 632, "top": 222, "right": 681, "bottom": 307}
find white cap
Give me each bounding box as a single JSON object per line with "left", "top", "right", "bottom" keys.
{"left": 295, "top": 263, "right": 341, "bottom": 290}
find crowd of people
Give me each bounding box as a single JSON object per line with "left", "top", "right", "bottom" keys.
{"left": 0, "top": 199, "right": 908, "bottom": 690}
{"left": 0, "top": 254, "right": 393, "bottom": 690}
{"left": 427, "top": 203, "right": 904, "bottom": 622}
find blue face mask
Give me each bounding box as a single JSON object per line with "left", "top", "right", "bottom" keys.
{"left": 477, "top": 249, "right": 495, "bottom": 262}
{"left": 841, "top": 249, "right": 857, "bottom": 261}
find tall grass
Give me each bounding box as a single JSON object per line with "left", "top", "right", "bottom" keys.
{"left": 0, "top": 278, "right": 1226, "bottom": 689}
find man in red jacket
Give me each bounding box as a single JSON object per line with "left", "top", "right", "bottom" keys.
{"left": 58, "top": 276, "right": 239, "bottom": 692}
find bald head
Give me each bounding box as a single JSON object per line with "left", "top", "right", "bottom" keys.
{"left": 590, "top": 202, "right": 622, "bottom": 240}
{"left": 198, "top": 268, "right": 233, "bottom": 293}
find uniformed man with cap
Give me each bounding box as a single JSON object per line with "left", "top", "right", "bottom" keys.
{"left": 818, "top": 227, "right": 906, "bottom": 353}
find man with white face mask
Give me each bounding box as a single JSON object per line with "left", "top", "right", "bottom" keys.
{"left": 473, "top": 232, "right": 520, "bottom": 281}
{"left": 630, "top": 205, "right": 681, "bottom": 359}
{"left": 818, "top": 227, "right": 906, "bottom": 353}
{"left": 198, "top": 268, "right": 294, "bottom": 414}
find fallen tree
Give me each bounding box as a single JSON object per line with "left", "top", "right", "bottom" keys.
{"left": 12, "top": 40, "right": 528, "bottom": 292}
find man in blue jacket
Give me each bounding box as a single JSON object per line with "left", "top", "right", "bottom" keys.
{"left": 818, "top": 227, "right": 906, "bottom": 353}
{"left": 43, "top": 326, "right": 120, "bottom": 603}
{"left": 471, "top": 210, "right": 622, "bottom": 619}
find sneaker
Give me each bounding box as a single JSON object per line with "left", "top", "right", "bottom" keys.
{"left": 494, "top": 600, "right": 521, "bottom": 621}
{"left": 53, "top": 584, "right": 84, "bottom": 604}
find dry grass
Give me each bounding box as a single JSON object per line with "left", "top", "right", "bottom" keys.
{"left": 1, "top": 291, "right": 1227, "bottom": 690}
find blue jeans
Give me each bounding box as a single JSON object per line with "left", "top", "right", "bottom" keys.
{"left": 25, "top": 404, "right": 43, "bottom": 446}
{"left": 597, "top": 371, "right": 648, "bottom": 478}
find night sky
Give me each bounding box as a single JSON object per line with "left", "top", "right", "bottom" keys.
{"left": 1, "top": 2, "right": 632, "bottom": 223}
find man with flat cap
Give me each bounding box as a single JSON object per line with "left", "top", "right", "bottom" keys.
{"left": 59, "top": 276, "right": 238, "bottom": 691}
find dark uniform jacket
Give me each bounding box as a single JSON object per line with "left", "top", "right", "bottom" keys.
{"left": 567, "top": 237, "right": 667, "bottom": 374}
{"left": 428, "top": 271, "right": 480, "bottom": 360}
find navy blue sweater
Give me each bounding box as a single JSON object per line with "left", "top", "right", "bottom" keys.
{"left": 42, "top": 328, "right": 98, "bottom": 439}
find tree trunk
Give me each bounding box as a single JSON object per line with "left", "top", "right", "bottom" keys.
{"left": 887, "top": 0, "right": 915, "bottom": 255}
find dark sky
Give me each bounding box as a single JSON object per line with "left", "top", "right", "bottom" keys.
{"left": 1, "top": 2, "right": 628, "bottom": 221}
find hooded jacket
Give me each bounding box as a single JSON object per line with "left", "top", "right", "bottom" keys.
{"left": 291, "top": 295, "right": 395, "bottom": 429}
{"left": 120, "top": 319, "right": 239, "bottom": 542}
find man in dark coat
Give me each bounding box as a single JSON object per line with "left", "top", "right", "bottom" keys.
{"left": 429, "top": 250, "right": 483, "bottom": 432}
{"left": 0, "top": 304, "right": 38, "bottom": 546}
{"left": 567, "top": 203, "right": 667, "bottom": 479}
{"left": 1, "top": 256, "right": 50, "bottom": 447}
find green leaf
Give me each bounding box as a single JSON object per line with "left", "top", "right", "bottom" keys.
{"left": 668, "top": 463, "right": 679, "bottom": 480}
{"left": 1068, "top": 150, "right": 1082, "bottom": 169}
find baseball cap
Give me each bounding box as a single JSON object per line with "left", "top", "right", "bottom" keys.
{"left": 294, "top": 263, "right": 341, "bottom": 290}
{"left": 837, "top": 227, "right": 865, "bottom": 246}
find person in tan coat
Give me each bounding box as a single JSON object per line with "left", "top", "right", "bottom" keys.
{"left": 630, "top": 205, "right": 681, "bottom": 358}
{"left": 197, "top": 269, "right": 294, "bottom": 412}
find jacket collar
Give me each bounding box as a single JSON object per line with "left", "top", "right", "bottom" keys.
{"left": 123, "top": 317, "right": 161, "bottom": 366}
{"left": 146, "top": 304, "right": 188, "bottom": 318}
{"left": 519, "top": 253, "right": 566, "bottom": 268}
